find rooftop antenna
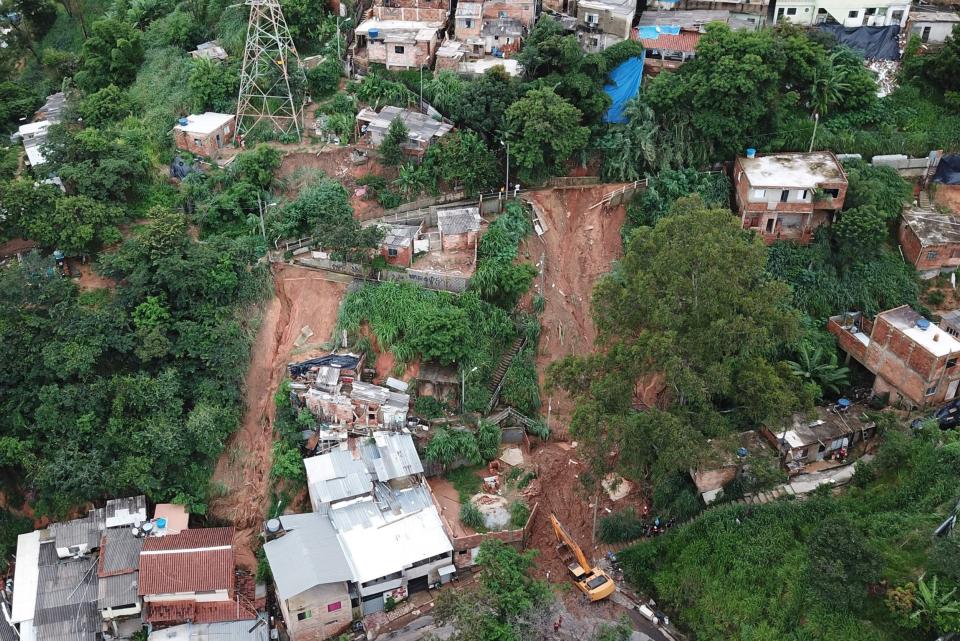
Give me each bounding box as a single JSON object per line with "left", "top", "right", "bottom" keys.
{"left": 236, "top": 0, "right": 305, "bottom": 141}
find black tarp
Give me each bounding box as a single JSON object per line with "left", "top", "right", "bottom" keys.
{"left": 817, "top": 24, "right": 901, "bottom": 60}
{"left": 933, "top": 154, "right": 960, "bottom": 185}
{"left": 288, "top": 354, "right": 361, "bottom": 378}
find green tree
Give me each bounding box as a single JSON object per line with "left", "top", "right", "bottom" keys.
{"left": 78, "top": 85, "right": 135, "bottom": 127}
{"left": 434, "top": 539, "right": 553, "bottom": 641}
{"left": 42, "top": 125, "right": 151, "bottom": 201}
{"left": 424, "top": 130, "right": 497, "bottom": 196}
{"left": 187, "top": 57, "right": 240, "bottom": 113}
{"left": 841, "top": 160, "right": 912, "bottom": 219}
{"left": 504, "top": 86, "right": 589, "bottom": 183}
{"left": 448, "top": 67, "right": 519, "bottom": 141}
{"left": 0, "top": 81, "right": 41, "bottom": 135}
{"left": 75, "top": 18, "right": 146, "bottom": 92}
{"left": 306, "top": 57, "right": 341, "bottom": 99}
{"left": 786, "top": 343, "right": 849, "bottom": 397}
{"left": 910, "top": 575, "right": 960, "bottom": 634}
{"left": 919, "top": 24, "right": 960, "bottom": 93}
{"left": 380, "top": 117, "right": 408, "bottom": 167}
{"left": 832, "top": 205, "right": 888, "bottom": 260}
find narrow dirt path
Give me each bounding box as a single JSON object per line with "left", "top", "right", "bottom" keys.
{"left": 209, "top": 263, "right": 348, "bottom": 569}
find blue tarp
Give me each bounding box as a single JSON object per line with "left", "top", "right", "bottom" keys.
{"left": 603, "top": 54, "right": 645, "bottom": 124}
{"left": 636, "top": 25, "right": 681, "bottom": 40}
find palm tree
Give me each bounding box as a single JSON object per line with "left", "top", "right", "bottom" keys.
{"left": 910, "top": 575, "right": 960, "bottom": 633}
{"left": 810, "top": 52, "right": 852, "bottom": 117}
{"left": 786, "top": 343, "right": 850, "bottom": 395}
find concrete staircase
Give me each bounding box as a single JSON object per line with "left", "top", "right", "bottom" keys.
{"left": 486, "top": 337, "right": 526, "bottom": 412}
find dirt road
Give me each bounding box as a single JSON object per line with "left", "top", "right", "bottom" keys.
{"left": 209, "top": 263, "right": 348, "bottom": 569}
{"left": 522, "top": 186, "right": 628, "bottom": 435}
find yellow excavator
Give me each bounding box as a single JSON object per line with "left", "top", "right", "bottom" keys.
{"left": 549, "top": 514, "right": 616, "bottom": 601}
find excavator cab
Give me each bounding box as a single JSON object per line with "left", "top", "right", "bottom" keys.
{"left": 549, "top": 514, "right": 616, "bottom": 601}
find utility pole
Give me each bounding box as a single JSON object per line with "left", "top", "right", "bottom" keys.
{"left": 501, "top": 140, "right": 510, "bottom": 196}
{"left": 236, "top": 0, "right": 306, "bottom": 141}
{"left": 808, "top": 112, "right": 820, "bottom": 153}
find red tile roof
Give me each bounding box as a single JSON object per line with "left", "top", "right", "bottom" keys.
{"left": 638, "top": 31, "right": 701, "bottom": 53}
{"left": 141, "top": 527, "right": 234, "bottom": 551}
{"left": 139, "top": 549, "right": 235, "bottom": 595}
{"left": 143, "top": 598, "right": 257, "bottom": 624}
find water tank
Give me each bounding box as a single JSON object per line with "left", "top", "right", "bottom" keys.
{"left": 141, "top": 522, "right": 154, "bottom": 535}
{"left": 266, "top": 518, "right": 282, "bottom": 534}
{"left": 837, "top": 398, "right": 851, "bottom": 409}
{"left": 369, "top": 28, "right": 380, "bottom": 39}
{"left": 746, "top": 148, "right": 757, "bottom": 159}
{"left": 736, "top": 447, "right": 748, "bottom": 458}
{"left": 53, "top": 249, "right": 64, "bottom": 261}
{"left": 178, "top": 117, "right": 189, "bottom": 126}
{"left": 155, "top": 517, "right": 167, "bottom": 530}
{"left": 917, "top": 318, "right": 931, "bottom": 331}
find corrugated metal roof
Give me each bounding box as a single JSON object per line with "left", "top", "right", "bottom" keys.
{"left": 437, "top": 207, "right": 481, "bottom": 235}
{"left": 98, "top": 528, "right": 143, "bottom": 577}
{"left": 148, "top": 619, "right": 269, "bottom": 641}
{"left": 104, "top": 495, "right": 147, "bottom": 529}
{"left": 0, "top": 611, "right": 15, "bottom": 641}
{"left": 47, "top": 511, "right": 102, "bottom": 550}
{"left": 35, "top": 557, "right": 99, "bottom": 623}
{"left": 370, "top": 432, "right": 424, "bottom": 482}
{"left": 97, "top": 572, "right": 139, "bottom": 609}
{"left": 34, "top": 604, "right": 100, "bottom": 641}
{"left": 264, "top": 514, "right": 352, "bottom": 600}
{"left": 142, "top": 527, "right": 234, "bottom": 552}
{"left": 305, "top": 449, "right": 372, "bottom": 506}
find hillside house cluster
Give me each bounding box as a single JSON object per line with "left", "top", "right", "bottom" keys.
{"left": 829, "top": 306, "right": 960, "bottom": 407}
{"left": 352, "top": 0, "right": 450, "bottom": 71}
{"left": 264, "top": 432, "right": 456, "bottom": 641}
{"left": 9, "top": 498, "right": 263, "bottom": 641}
{"left": 733, "top": 150, "right": 848, "bottom": 244}
{"left": 761, "top": 404, "right": 877, "bottom": 474}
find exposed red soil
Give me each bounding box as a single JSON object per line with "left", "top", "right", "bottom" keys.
{"left": 521, "top": 185, "right": 628, "bottom": 436}
{"left": 522, "top": 441, "right": 647, "bottom": 584}
{"left": 69, "top": 260, "right": 118, "bottom": 291}
{"left": 277, "top": 146, "right": 397, "bottom": 222}
{"left": 934, "top": 184, "right": 960, "bottom": 213}
{"left": 208, "top": 263, "right": 347, "bottom": 569}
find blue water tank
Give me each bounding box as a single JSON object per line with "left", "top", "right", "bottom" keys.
{"left": 917, "top": 318, "right": 931, "bottom": 330}
{"left": 837, "top": 398, "right": 851, "bottom": 408}
{"left": 155, "top": 517, "right": 167, "bottom": 529}
{"left": 369, "top": 28, "right": 380, "bottom": 39}
{"left": 736, "top": 447, "right": 748, "bottom": 458}
{"left": 178, "top": 117, "right": 189, "bottom": 126}
{"left": 746, "top": 148, "right": 757, "bottom": 159}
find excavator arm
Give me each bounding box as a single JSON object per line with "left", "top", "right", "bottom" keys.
{"left": 550, "top": 514, "right": 593, "bottom": 574}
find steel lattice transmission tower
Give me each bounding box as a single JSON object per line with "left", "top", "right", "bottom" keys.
{"left": 236, "top": 0, "right": 305, "bottom": 141}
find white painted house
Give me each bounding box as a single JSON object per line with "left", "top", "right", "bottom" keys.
{"left": 772, "top": 0, "right": 909, "bottom": 27}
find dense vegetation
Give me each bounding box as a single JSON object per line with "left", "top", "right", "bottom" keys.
{"left": 0, "top": 212, "right": 265, "bottom": 516}
{"left": 619, "top": 427, "right": 960, "bottom": 640}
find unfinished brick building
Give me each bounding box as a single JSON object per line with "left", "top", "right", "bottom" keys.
{"left": 734, "top": 151, "right": 847, "bottom": 245}
{"left": 828, "top": 306, "right": 960, "bottom": 407}
{"left": 898, "top": 206, "right": 960, "bottom": 279}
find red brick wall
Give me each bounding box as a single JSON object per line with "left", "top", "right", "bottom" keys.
{"left": 827, "top": 318, "right": 868, "bottom": 363}
{"left": 481, "top": 1, "right": 536, "bottom": 26}
{"left": 898, "top": 219, "right": 923, "bottom": 267}
{"left": 899, "top": 219, "right": 960, "bottom": 273}
{"left": 380, "top": 244, "right": 412, "bottom": 267}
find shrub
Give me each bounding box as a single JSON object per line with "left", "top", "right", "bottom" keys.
{"left": 598, "top": 509, "right": 647, "bottom": 544}
{"left": 509, "top": 500, "right": 530, "bottom": 529}
{"left": 927, "top": 289, "right": 946, "bottom": 306}
{"left": 446, "top": 466, "right": 482, "bottom": 502}
{"left": 476, "top": 421, "right": 502, "bottom": 461}
{"left": 460, "top": 501, "right": 484, "bottom": 530}
{"left": 517, "top": 470, "right": 537, "bottom": 489}
{"left": 384, "top": 595, "right": 397, "bottom": 612}
{"left": 270, "top": 440, "right": 305, "bottom": 483}
{"left": 414, "top": 396, "right": 447, "bottom": 420}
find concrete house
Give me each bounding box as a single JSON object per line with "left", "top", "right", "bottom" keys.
{"left": 437, "top": 206, "right": 481, "bottom": 251}
{"left": 770, "top": 0, "right": 909, "bottom": 27}
{"left": 456, "top": 1, "right": 484, "bottom": 45}
{"left": 638, "top": 28, "right": 702, "bottom": 73}
{"left": 482, "top": 16, "right": 526, "bottom": 54}
{"left": 173, "top": 112, "right": 236, "bottom": 158}
{"left": 733, "top": 151, "right": 848, "bottom": 244}
{"left": 265, "top": 432, "right": 455, "bottom": 639}
{"left": 761, "top": 405, "right": 876, "bottom": 474}
{"left": 828, "top": 306, "right": 960, "bottom": 407}
{"left": 575, "top": 0, "right": 635, "bottom": 51}
{"left": 353, "top": 0, "right": 448, "bottom": 73}
{"left": 483, "top": 0, "right": 538, "bottom": 27}
{"left": 908, "top": 8, "right": 960, "bottom": 44}
{"left": 898, "top": 206, "right": 960, "bottom": 279}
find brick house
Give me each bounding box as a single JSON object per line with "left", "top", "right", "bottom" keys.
{"left": 898, "top": 206, "right": 960, "bottom": 279}
{"left": 575, "top": 0, "right": 636, "bottom": 51}
{"left": 456, "top": 1, "right": 484, "bottom": 43}
{"left": 139, "top": 527, "right": 257, "bottom": 627}
{"left": 173, "top": 113, "right": 236, "bottom": 158}
{"left": 828, "top": 306, "right": 960, "bottom": 407}
{"left": 638, "top": 29, "right": 701, "bottom": 74}
{"left": 379, "top": 224, "right": 421, "bottom": 267}
{"left": 437, "top": 206, "right": 481, "bottom": 251}
{"left": 353, "top": 0, "right": 448, "bottom": 71}
{"left": 482, "top": 0, "right": 538, "bottom": 27}
{"left": 760, "top": 405, "right": 876, "bottom": 475}
{"left": 733, "top": 151, "right": 847, "bottom": 244}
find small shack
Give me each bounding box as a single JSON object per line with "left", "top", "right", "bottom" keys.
{"left": 356, "top": 106, "right": 453, "bottom": 158}
{"left": 437, "top": 206, "right": 481, "bottom": 251}
{"left": 379, "top": 224, "right": 422, "bottom": 267}
{"left": 190, "top": 40, "right": 228, "bottom": 60}
{"left": 761, "top": 404, "right": 876, "bottom": 475}
{"left": 690, "top": 431, "right": 772, "bottom": 504}
{"left": 417, "top": 363, "right": 460, "bottom": 404}
{"left": 173, "top": 112, "right": 236, "bottom": 158}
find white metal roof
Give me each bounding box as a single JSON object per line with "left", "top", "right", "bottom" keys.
{"left": 264, "top": 514, "right": 352, "bottom": 600}
{"left": 173, "top": 112, "right": 234, "bottom": 135}
{"left": 11, "top": 531, "right": 40, "bottom": 624}
{"left": 17, "top": 121, "right": 50, "bottom": 137}
{"left": 148, "top": 619, "right": 268, "bottom": 641}
{"left": 305, "top": 449, "right": 371, "bottom": 506}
